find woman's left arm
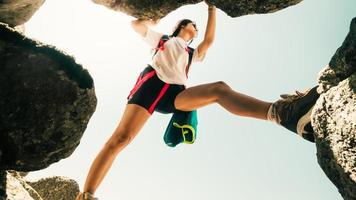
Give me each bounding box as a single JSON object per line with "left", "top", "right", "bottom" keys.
{"left": 196, "top": 3, "right": 216, "bottom": 58}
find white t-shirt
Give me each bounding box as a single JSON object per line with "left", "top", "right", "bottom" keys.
{"left": 143, "top": 28, "right": 204, "bottom": 85}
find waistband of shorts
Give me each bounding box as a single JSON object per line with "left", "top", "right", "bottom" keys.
{"left": 142, "top": 65, "right": 185, "bottom": 88}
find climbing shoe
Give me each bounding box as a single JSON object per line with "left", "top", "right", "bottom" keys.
{"left": 76, "top": 192, "right": 98, "bottom": 200}
{"left": 272, "top": 86, "right": 319, "bottom": 142}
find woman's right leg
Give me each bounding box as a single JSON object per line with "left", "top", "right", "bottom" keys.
{"left": 81, "top": 104, "right": 151, "bottom": 195}
{"left": 175, "top": 81, "right": 271, "bottom": 120}
{"left": 174, "top": 82, "right": 319, "bottom": 141}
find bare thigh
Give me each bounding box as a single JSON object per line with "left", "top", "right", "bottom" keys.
{"left": 174, "top": 82, "right": 221, "bottom": 111}
{"left": 110, "top": 104, "right": 151, "bottom": 145}
{"left": 174, "top": 81, "right": 270, "bottom": 119}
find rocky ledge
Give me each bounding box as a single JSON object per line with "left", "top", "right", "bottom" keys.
{"left": 91, "top": 0, "right": 303, "bottom": 19}
{"left": 312, "top": 17, "right": 356, "bottom": 200}
{"left": 0, "top": 23, "right": 97, "bottom": 172}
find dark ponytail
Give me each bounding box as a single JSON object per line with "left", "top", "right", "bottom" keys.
{"left": 171, "top": 19, "right": 196, "bottom": 44}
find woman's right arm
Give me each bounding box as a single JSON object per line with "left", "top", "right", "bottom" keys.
{"left": 195, "top": 3, "right": 216, "bottom": 60}
{"left": 131, "top": 19, "right": 159, "bottom": 37}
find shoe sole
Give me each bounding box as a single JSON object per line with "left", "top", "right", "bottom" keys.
{"left": 296, "top": 105, "right": 314, "bottom": 136}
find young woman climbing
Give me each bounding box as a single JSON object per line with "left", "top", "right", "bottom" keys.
{"left": 76, "top": 1, "right": 319, "bottom": 199}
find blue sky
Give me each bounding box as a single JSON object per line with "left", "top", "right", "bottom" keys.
{"left": 25, "top": 0, "right": 355, "bottom": 199}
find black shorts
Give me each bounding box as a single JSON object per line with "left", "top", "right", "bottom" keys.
{"left": 127, "top": 66, "right": 185, "bottom": 114}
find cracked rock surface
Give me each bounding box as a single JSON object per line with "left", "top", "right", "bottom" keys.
{"left": 92, "top": 0, "right": 303, "bottom": 19}
{"left": 0, "top": 0, "right": 45, "bottom": 26}
{"left": 312, "top": 17, "right": 356, "bottom": 200}
{"left": 0, "top": 23, "right": 97, "bottom": 172}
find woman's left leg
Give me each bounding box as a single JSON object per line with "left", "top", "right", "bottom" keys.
{"left": 174, "top": 81, "right": 271, "bottom": 120}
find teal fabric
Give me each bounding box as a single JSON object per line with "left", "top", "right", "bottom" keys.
{"left": 163, "top": 110, "right": 198, "bottom": 147}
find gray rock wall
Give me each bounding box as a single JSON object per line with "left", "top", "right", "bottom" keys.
{"left": 92, "top": 0, "right": 303, "bottom": 19}
{"left": 0, "top": 23, "right": 97, "bottom": 171}
{"left": 5, "top": 172, "right": 34, "bottom": 200}
{"left": 0, "top": 171, "right": 6, "bottom": 200}
{"left": 3, "top": 171, "right": 79, "bottom": 200}
{"left": 1, "top": 1, "right": 94, "bottom": 199}
{"left": 312, "top": 18, "right": 356, "bottom": 200}
{"left": 0, "top": 0, "right": 45, "bottom": 26}
{"left": 208, "top": 0, "right": 303, "bottom": 17}
{"left": 27, "top": 176, "right": 79, "bottom": 200}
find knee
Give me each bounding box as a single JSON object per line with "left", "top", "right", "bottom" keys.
{"left": 211, "top": 81, "right": 231, "bottom": 95}
{"left": 105, "top": 130, "right": 135, "bottom": 151}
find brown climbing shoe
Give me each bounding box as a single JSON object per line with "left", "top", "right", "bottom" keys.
{"left": 273, "top": 86, "right": 319, "bottom": 142}
{"left": 76, "top": 192, "right": 99, "bottom": 200}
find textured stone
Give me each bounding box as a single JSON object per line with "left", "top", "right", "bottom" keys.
{"left": 312, "top": 17, "right": 356, "bottom": 200}
{"left": 208, "top": 0, "right": 303, "bottom": 17}
{"left": 0, "top": 0, "right": 45, "bottom": 27}
{"left": 92, "top": 0, "right": 199, "bottom": 19}
{"left": 5, "top": 172, "right": 34, "bottom": 200}
{"left": 1, "top": 171, "right": 79, "bottom": 200}
{"left": 8, "top": 171, "right": 42, "bottom": 200}
{"left": 0, "top": 23, "right": 97, "bottom": 171}
{"left": 27, "top": 176, "right": 80, "bottom": 200}
{"left": 92, "top": 0, "right": 302, "bottom": 19}
{"left": 318, "top": 18, "right": 356, "bottom": 94}
{"left": 0, "top": 171, "right": 6, "bottom": 200}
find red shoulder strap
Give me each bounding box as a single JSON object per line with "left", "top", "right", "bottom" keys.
{"left": 152, "top": 35, "right": 170, "bottom": 59}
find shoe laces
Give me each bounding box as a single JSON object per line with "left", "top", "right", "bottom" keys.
{"left": 275, "top": 89, "right": 311, "bottom": 122}
{"left": 279, "top": 89, "right": 310, "bottom": 102}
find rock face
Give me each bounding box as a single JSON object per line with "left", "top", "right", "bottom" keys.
{"left": 2, "top": 171, "right": 80, "bottom": 200}
{"left": 5, "top": 172, "right": 34, "bottom": 200}
{"left": 27, "top": 176, "right": 79, "bottom": 200}
{"left": 317, "top": 17, "right": 356, "bottom": 94}
{"left": 208, "top": 0, "right": 303, "bottom": 17}
{"left": 0, "top": 23, "right": 97, "bottom": 171}
{"left": 0, "top": 171, "right": 6, "bottom": 199}
{"left": 5, "top": 171, "right": 41, "bottom": 200}
{"left": 92, "top": 0, "right": 303, "bottom": 19}
{"left": 0, "top": 0, "right": 46, "bottom": 27}
{"left": 92, "top": 0, "right": 200, "bottom": 20}
{"left": 312, "top": 17, "right": 356, "bottom": 200}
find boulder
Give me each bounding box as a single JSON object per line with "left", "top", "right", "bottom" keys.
{"left": 91, "top": 0, "right": 303, "bottom": 19}
{"left": 0, "top": 23, "right": 97, "bottom": 171}
{"left": 0, "top": 171, "right": 79, "bottom": 200}
{"left": 27, "top": 176, "right": 79, "bottom": 200}
{"left": 0, "top": 0, "right": 46, "bottom": 27}
{"left": 312, "top": 17, "right": 356, "bottom": 200}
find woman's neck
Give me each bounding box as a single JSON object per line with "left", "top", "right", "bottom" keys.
{"left": 177, "top": 32, "right": 192, "bottom": 42}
